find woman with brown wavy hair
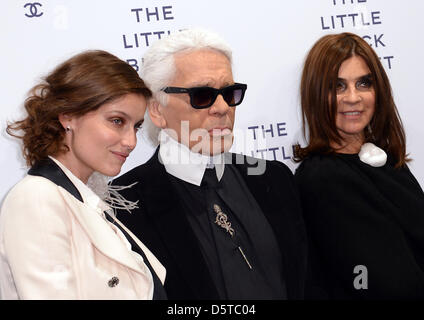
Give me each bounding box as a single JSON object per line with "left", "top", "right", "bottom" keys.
{"left": 0, "top": 50, "right": 166, "bottom": 299}
{"left": 294, "top": 33, "right": 424, "bottom": 299}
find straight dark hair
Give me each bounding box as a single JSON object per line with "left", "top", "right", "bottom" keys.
{"left": 294, "top": 32, "right": 407, "bottom": 167}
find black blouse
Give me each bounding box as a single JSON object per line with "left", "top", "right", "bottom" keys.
{"left": 295, "top": 153, "right": 424, "bottom": 299}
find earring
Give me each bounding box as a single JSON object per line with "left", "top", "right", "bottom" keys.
{"left": 66, "top": 126, "right": 71, "bottom": 132}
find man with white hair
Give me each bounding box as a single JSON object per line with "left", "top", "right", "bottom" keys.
{"left": 114, "top": 28, "right": 307, "bottom": 299}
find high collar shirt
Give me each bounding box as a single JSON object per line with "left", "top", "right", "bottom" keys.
{"left": 158, "top": 130, "right": 225, "bottom": 186}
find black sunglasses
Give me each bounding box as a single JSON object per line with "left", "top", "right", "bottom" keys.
{"left": 162, "top": 83, "right": 247, "bottom": 109}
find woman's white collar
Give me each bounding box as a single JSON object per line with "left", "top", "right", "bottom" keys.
{"left": 358, "top": 142, "right": 387, "bottom": 167}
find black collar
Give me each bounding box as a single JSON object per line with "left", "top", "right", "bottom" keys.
{"left": 28, "top": 157, "right": 83, "bottom": 202}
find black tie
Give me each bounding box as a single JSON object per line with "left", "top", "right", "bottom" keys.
{"left": 200, "top": 167, "right": 286, "bottom": 299}
{"left": 202, "top": 167, "right": 220, "bottom": 188}
{"left": 105, "top": 213, "right": 167, "bottom": 300}
{"left": 201, "top": 168, "right": 253, "bottom": 270}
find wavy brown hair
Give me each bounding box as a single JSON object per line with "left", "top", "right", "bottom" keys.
{"left": 7, "top": 50, "right": 151, "bottom": 167}
{"left": 294, "top": 32, "right": 407, "bottom": 167}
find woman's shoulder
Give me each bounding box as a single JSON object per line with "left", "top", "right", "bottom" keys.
{"left": 294, "top": 153, "right": 367, "bottom": 196}
{"left": 7, "top": 174, "right": 61, "bottom": 195}
{"left": 2, "top": 175, "right": 64, "bottom": 213}
{"left": 295, "top": 153, "right": 351, "bottom": 179}
{"left": 0, "top": 175, "right": 74, "bottom": 238}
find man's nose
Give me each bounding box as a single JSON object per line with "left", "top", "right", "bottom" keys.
{"left": 209, "top": 94, "right": 231, "bottom": 115}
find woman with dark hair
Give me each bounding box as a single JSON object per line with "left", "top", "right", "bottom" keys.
{"left": 0, "top": 50, "right": 166, "bottom": 299}
{"left": 294, "top": 33, "right": 424, "bottom": 299}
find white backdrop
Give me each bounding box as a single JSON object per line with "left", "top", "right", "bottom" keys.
{"left": 1, "top": 0, "right": 423, "bottom": 205}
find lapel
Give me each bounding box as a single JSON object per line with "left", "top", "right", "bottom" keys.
{"left": 135, "top": 149, "right": 219, "bottom": 298}
{"left": 28, "top": 158, "right": 83, "bottom": 201}
{"left": 28, "top": 158, "right": 145, "bottom": 275}
{"left": 234, "top": 155, "right": 303, "bottom": 299}
{"left": 112, "top": 217, "right": 166, "bottom": 284}
{"left": 59, "top": 190, "right": 146, "bottom": 274}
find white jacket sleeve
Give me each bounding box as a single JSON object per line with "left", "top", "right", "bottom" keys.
{"left": 0, "top": 177, "right": 77, "bottom": 299}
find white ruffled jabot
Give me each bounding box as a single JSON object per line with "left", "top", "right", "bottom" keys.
{"left": 358, "top": 142, "right": 387, "bottom": 167}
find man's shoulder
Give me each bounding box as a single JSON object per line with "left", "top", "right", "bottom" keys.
{"left": 113, "top": 152, "right": 162, "bottom": 186}
{"left": 113, "top": 165, "right": 142, "bottom": 187}
{"left": 229, "top": 153, "right": 293, "bottom": 179}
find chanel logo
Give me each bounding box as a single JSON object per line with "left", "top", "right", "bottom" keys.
{"left": 24, "top": 2, "right": 43, "bottom": 18}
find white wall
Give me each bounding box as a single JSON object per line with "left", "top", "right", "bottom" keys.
{"left": 1, "top": 0, "right": 423, "bottom": 205}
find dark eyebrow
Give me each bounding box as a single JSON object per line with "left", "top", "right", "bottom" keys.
{"left": 359, "top": 73, "right": 373, "bottom": 80}
{"left": 107, "top": 110, "right": 144, "bottom": 126}
{"left": 337, "top": 73, "right": 373, "bottom": 81}
{"left": 107, "top": 110, "right": 130, "bottom": 118}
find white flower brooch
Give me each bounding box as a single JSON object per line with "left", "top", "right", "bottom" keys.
{"left": 358, "top": 142, "right": 387, "bottom": 167}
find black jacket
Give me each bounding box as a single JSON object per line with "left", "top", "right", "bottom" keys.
{"left": 113, "top": 150, "right": 307, "bottom": 299}
{"left": 295, "top": 153, "right": 424, "bottom": 299}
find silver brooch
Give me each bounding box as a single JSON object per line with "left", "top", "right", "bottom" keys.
{"left": 213, "top": 204, "right": 253, "bottom": 270}
{"left": 213, "top": 204, "right": 235, "bottom": 237}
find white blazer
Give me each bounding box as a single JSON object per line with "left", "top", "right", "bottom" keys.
{"left": 0, "top": 159, "right": 165, "bottom": 300}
